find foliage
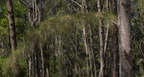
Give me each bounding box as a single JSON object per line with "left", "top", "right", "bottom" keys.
{"left": 0, "top": 0, "right": 144, "bottom": 77}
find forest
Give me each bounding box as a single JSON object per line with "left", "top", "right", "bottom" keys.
{"left": 0, "top": 0, "right": 144, "bottom": 77}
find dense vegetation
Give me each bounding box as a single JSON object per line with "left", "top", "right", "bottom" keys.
{"left": 0, "top": 0, "right": 144, "bottom": 77}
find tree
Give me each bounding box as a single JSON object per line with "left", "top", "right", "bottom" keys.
{"left": 7, "top": 0, "right": 16, "bottom": 53}
{"left": 97, "top": 0, "right": 105, "bottom": 77}
{"left": 19, "top": 0, "right": 42, "bottom": 28}
{"left": 7, "top": 0, "right": 20, "bottom": 77}
{"left": 117, "top": 0, "right": 133, "bottom": 77}
{"left": 2, "top": 0, "right": 144, "bottom": 76}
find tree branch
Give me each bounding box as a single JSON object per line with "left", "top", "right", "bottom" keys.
{"left": 19, "top": 0, "right": 30, "bottom": 9}
{"left": 71, "top": 0, "right": 82, "bottom": 7}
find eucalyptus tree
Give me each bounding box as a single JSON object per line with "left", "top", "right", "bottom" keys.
{"left": 7, "top": 0, "right": 20, "bottom": 77}
{"left": 117, "top": 0, "right": 133, "bottom": 77}
{"left": 97, "top": 0, "right": 105, "bottom": 77}
{"left": 7, "top": 0, "right": 17, "bottom": 53}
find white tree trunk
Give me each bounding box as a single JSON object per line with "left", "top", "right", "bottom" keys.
{"left": 117, "top": 0, "right": 133, "bottom": 77}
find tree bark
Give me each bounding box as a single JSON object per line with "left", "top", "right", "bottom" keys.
{"left": 81, "top": 0, "right": 91, "bottom": 76}
{"left": 89, "top": 24, "right": 97, "bottom": 77}
{"left": 40, "top": 43, "right": 45, "bottom": 77}
{"left": 97, "top": 0, "right": 105, "bottom": 77}
{"left": 82, "top": 23, "right": 90, "bottom": 77}
{"left": 117, "top": 0, "right": 133, "bottom": 77}
{"left": 7, "top": 0, "right": 20, "bottom": 77}
{"left": 7, "top": 0, "right": 16, "bottom": 53}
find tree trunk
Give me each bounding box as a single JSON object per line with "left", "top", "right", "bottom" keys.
{"left": 81, "top": 0, "right": 91, "bottom": 76}
{"left": 7, "top": 0, "right": 16, "bottom": 53}
{"left": 97, "top": 0, "right": 105, "bottom": 77}
{"left": 40, "top": 43, "right": 45, "bottom": 77}
{"left": 89, "top": 24, "right": 97, "bottom": 77}
{"left": 82, "top": 23, "right": 90, "bottom": 77}
{"left": 7, "top": 0, "right": 20, "bottom": 77}
{"left": 117, "top": 0, "right": 133, "bottom": 77}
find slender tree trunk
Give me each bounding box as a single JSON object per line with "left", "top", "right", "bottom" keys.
{"left": 40, "top": 43, "right": 45, "bottom": 77}
{"left": 97, "top": 0, "right": 105, "bottom": 77}
{"left": 34, "top": 53, "right": 37, "bottom": 77}
{"left": 46, "top": 65, "right": 50, "bottom": 77}
{"left": 7, "top": 0, "right": 16, "bottom": 53}
{"left": 117, "top": 0, "right": 133, "bottom": 77}
{"left": 28, "top": 57, "right": 32, "bottom": 77}
{"left": 82, "top": 23, "right": 90, "bottom": 76}
{"left": 104, "top": 24, "right": 109, "bottom": 58}
{"left": 81, "top": 0, "right": 91, "bottom": 76}
{"left": 104, "top": 0, "right": 109, "bottom": 56}
{"left": 104, "top": 1, "right": 110, "bottom": 76}
{"left": 7, "top": 0, "right": 20, "bottom": 77}
{"left": 89, "top": 24, "right": 97, "bottom": 77}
